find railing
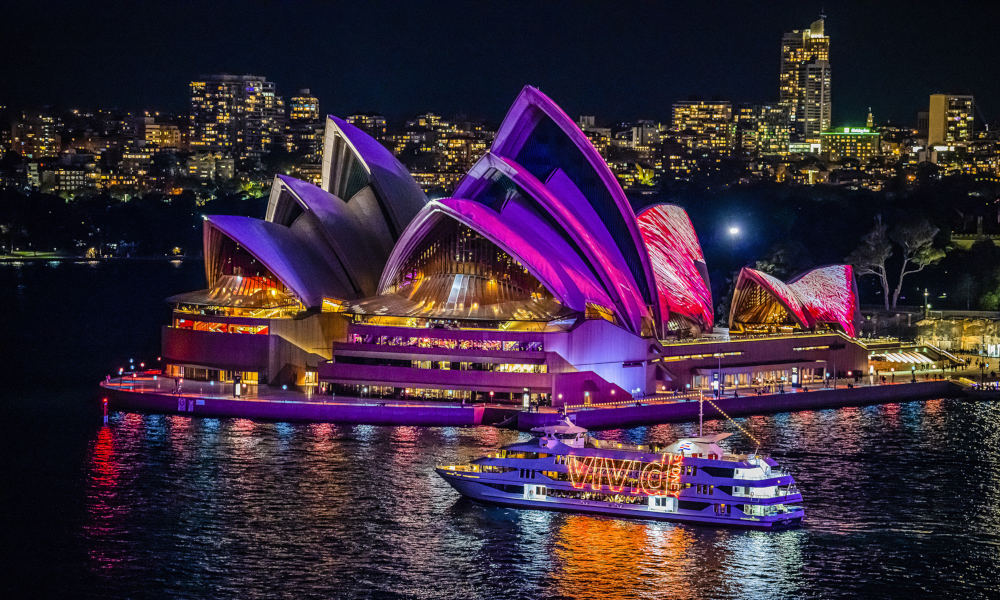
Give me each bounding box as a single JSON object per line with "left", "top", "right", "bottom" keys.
{"left": 563, "top": 390, "right": 702, "bottom": 412}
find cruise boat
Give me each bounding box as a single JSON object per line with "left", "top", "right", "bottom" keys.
{"left": 436, "top": 422, "right": 804, "bottom": 529}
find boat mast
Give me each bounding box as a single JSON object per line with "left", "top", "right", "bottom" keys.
{"left": 699, "top": 389, "right": 703, "bottom": 437}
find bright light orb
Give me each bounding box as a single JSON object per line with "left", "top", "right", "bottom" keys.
{"left": 727, "top": 226, "right": 741, "bottom": 236}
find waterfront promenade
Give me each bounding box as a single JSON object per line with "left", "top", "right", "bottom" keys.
{"left": 101, "top": 373, "right": 514, "bottom": 427}
{"left": 101, "top": 370, "right": 968, "bottom": 431}
{"left": 519, "top": 379, "right": 961, "bottom": 430}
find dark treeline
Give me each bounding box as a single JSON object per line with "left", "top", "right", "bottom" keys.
{"left": 0, "top": 189, "right": 267, "bottom": 257}
{"left": 635, "top": 175, "right": 1000, "bottom": 313}
{"left": 2, "top": 175, "right": 999, "bottom": 313}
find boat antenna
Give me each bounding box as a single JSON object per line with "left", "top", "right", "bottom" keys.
{"left": 700, "top": 394, "right": 761, "bottom": 446}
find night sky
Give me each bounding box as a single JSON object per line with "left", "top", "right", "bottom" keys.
{"left": 4, "top": 0, "right": 998, "bottom": 125}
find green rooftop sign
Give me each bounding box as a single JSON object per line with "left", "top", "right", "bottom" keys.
{"left": 823, "top": 127, "right": 877, "bottom": 135}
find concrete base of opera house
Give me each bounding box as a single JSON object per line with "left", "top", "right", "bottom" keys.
{"left": 100, "top": 382, "right": 519, "bottom": 427}
{"left": 518, "top": 380, "right": 965, "bottom": 431}
{"left": 99, "top": 378, "right": 966, "bottom": 431}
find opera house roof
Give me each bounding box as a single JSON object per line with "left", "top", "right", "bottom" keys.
{"left": 177, "top": 114, "right": 428, "bottom": 311}
{"left": 729, "top": 265, "right": 861, "bottom": 337}
{"left": 182, "top": 84, "right": 858, "bottom": 341}
{"left": 349, "top": 86, "right": 714, "bottom": 336}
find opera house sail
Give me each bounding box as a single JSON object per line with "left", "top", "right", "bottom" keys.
{"left": 157, "top": 85, "right": 870, "bottom": 406}
{"left": 729, "top": 265, "right": 860, "bottom": 336}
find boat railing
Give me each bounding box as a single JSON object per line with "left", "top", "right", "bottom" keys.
{"left": 585, "top": 438, "right": 658, "bottom": 453}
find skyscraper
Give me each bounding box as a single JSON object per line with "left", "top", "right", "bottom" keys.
{"left": 779, "top": 16, "right": 831, "bottom": 142}
{"left": 928, "top": 94, "right": 974, "bottom": 145}
{"left": 189, "top": 74, "right": 285, "bottom": 164}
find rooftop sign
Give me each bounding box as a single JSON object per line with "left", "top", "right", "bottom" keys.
{"left": 823, "top": 127, "right": 878, "bottom": 135}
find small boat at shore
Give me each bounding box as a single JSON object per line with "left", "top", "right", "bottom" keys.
{"left": 436, "top": 421, "right": 804, "bottom": 529}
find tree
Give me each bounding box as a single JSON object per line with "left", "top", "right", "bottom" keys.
{"left": 847, "top": 216, "right": 946, "bottom": 310}
{"left": 846, "top": 216, "right": 893, "bottom": 310}
{"left": 979, "top": 266, "right": 1000, "bottom": 311}
{"left": 888, "top": 220, "right": 945, "bottom": 308}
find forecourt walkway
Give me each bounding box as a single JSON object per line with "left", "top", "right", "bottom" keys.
{"left": 101, "top": 374, "right": 516, "bottom": 427}
{"left": 101, "top": 371, "right": 969, "bottom": 431}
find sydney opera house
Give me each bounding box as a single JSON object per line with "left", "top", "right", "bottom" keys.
{"left": 161, "top": 86, "right": 868, "bottom": 406}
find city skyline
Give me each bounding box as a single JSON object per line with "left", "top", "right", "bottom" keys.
{"left": 3, "top": 0, "right": 996, "bottom": 125}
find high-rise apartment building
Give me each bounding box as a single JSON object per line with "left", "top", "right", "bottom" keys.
{"left": 189, "top": 74, "right": 285, "bottom": 163}
{"left": 289, "top": 89, "right": 319, "bottom": 122}
{"left": 143, "top": 119, "right": 183, "bottom": 149}
{"left": 735, "top": 104, "right": 791, "bottom": 156}
{"left": 928, "top": 94, "right": 974, "bottom": 145}
{"left": 346, "top": 114, "right": 388, "bottom": 142}
{"left": 12, "top": 110, "right": 61, "bottom": 158}
{"left": 779, "top": 17, "right": 831, "bottom": 141}
{"left": 286, "top": 89, "right": 322, "bottom": 159}
{"left": 671, "top": 101, "right": 733, "bottom": 154}
{"left": 628, "top": 120, "right": 664, "bottom": 151}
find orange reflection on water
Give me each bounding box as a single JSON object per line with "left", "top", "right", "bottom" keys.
{"left": 923, "top": 398, "right": 943, "bottom": 415}
{"left": 549, "top": 516, "right": 702, "bottom": 600}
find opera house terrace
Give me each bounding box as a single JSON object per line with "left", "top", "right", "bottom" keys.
{"left": 104, "top": 85, "right": 958, "bottom": 422}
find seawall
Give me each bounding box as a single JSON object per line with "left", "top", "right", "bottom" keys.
{"left": 518, "top": 381, "right": 963, "bottom": 431}
{"left": 103, "top": 386, "right": 517, "bottom": 427}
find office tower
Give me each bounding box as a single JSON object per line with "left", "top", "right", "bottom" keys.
{"left": 928, "top": 94, "right": 974, "bottom": 145}
{"left": 820, "top": 127, "right": 881, "bottom": 162}
{"left": 671, "top": 100, "right": 734, "bottom": 154}
{"left": 779, "top": 16, "right": 831, "bottom": 141}
{"left": 189, "top": 74, "right": 285, "bottom": 163}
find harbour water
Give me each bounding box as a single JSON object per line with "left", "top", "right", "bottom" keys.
{"left": 3, "top": 262, "right": 999, "bottom": 598}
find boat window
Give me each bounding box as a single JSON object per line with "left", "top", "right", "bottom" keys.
{"left": 701, "top": 466, "right": 734, "bottom": 478}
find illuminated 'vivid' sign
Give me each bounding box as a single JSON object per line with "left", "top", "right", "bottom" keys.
{"left": 567, "top": 454, "right": 682, "bottom": 496}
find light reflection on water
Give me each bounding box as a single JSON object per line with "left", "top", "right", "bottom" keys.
{"left": 78, "top": 399, "right": 1000, "bottom": 598}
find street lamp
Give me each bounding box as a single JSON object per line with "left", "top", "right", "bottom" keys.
{"left": 727, "top": 226, "right": 741, "bottom": 236}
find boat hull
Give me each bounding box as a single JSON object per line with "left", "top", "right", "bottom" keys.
{"left": 437, "top": 469, "right": 803, "bottom": 530}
